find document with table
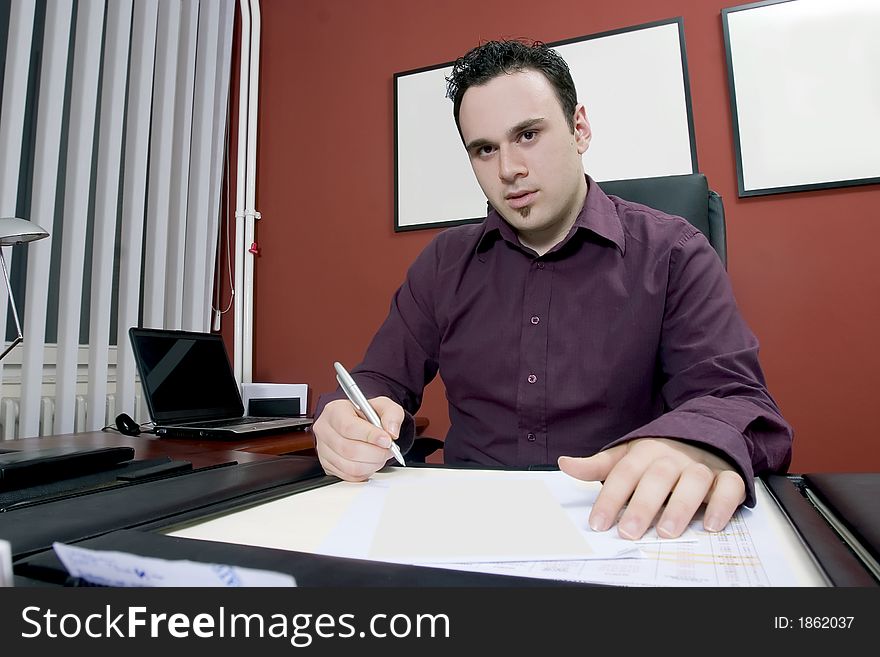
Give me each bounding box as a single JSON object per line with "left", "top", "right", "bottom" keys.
{"left": 167, "top": 467, "right": 827, "bottom": 586}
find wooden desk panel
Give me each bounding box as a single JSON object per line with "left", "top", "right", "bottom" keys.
{"left": 0, "top": 415, "right": 430, "bottom": 463}
{"left": 0, "top": 431, "right": 289, "bottom": 468}
{"left": 182, "top": 430, "right": 316, "bottom": 456}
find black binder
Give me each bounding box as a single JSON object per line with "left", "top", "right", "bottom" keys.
{"left": 801, "top": 473, "right": 880, "bottom": 581}
{"left": 0, "top": 446, "right": 134, "bottom": 491}
{"left": 765, "top": 474, "right": 879, "bottom": 586}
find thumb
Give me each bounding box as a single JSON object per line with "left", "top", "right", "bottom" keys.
{"left": 558, "top": 445, "right": 625, "bottom": 482}
{"left": 370, "top": 396, "right": 404, "bottom": 438}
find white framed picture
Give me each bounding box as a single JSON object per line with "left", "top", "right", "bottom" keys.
{"left": 723, "top": 0, "right": 880, "bottom": 196}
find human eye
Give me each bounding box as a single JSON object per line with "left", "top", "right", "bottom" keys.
{"left": 518, "top": 129, "right": 538, "bottom": 143}
{"left": 473, "top": 144, "right": 496, "bottom": 159}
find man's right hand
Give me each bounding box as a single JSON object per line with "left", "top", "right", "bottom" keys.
{"left": 313, "top": 397, "right": 404, "bottom": 481}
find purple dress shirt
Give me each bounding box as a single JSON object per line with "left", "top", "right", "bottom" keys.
{"left": 316, "top": 178, "right": 792, "bottom": 505}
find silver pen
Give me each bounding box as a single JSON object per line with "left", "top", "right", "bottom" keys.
{"left": 333, "top": 361, "right": 406, "bottom": 467}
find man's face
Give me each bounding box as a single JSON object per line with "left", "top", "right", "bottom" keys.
{"left": 458, "top": 69, "right": 591, "bottom": 252}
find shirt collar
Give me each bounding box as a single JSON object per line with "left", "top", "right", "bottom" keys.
{"left": 475, "top": 176, "right": 626, "bottom": 256}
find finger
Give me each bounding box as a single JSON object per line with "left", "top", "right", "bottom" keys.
{"left": 317, "top": 428, "right": 386, "bottom": 481}
{"left": 586, "top": 450, "right": 649, "bottom": 533}
{"left": 655, "top": 462, "right": 715, "bottom": 538}
{"left": 616, "top": 456, "right": 682, "bottom": 540}
{"left": 558, "top": 445, "right": 626, "bottom": 483}
{"left": 316, "top": 399, "right": 392, "bottom": 447}
{"left": 370, "top": 396, "right": 405, "bottom": 438}
{"left": 318, "top": 440, "right": 386, "bottom": 481}
{"left": 314, "top": 404, "right": 393, "bottom": 480}
{"left": 317, "top": 443, "right": 359, "bottom": 481}
{"left": 335, "top": 410, "right": 394, "bottom": 450}
{"left": 316, "top": 438, "right": 366, "bottom": 481}
{"left": 703, "top": 470, "right": 746, "bottom": 532}
{"left": 329, "top": 420, "right": 394, "bottom": 463}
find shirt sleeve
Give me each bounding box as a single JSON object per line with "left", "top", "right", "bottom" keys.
{"left": 314, "top": 238, "right": 442, "bottom": 454}
{"left": 610, "top": 229, "right": 793, "bottom": 506}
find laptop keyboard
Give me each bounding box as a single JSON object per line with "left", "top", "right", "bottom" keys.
{"left": 194, "top": 416, "right": 284, "bottom": 428}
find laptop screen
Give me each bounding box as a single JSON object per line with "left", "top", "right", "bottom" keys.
{"left": 128, "top": 328, "right": 244, "bottom": 424}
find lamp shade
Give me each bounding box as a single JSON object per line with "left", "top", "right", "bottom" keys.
{"left": 0, "top": 216, "right": 50, "bottom": 245}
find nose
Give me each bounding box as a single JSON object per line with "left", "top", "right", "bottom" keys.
{"left": 497, "top": 145, "right": 527, "bottom": 183}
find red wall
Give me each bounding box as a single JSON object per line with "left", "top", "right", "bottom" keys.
{"left": 243, "top": 0, "right": 880, "bottom": 473}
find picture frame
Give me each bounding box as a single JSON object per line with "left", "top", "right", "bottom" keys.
{"left": 722, "top": 0, "right": 880, "bottom": 197}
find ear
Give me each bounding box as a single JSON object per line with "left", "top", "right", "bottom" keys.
{"left": 572, "top": 104, "right": 591, "bottom": 154}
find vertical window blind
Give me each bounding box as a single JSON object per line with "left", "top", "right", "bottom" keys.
{"left": 0, "top": 0, "right": 235, "bottom": 438}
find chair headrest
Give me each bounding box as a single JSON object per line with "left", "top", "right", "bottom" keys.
{"left": 597, "top": 173, "right": 711, "bottom": 238}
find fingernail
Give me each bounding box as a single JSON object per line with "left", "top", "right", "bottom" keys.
{"left": 657, "top": 520, "right": 676, "bottom": 538}
{"left": 704, "top": 515, "right": 723, "bottom": 532}
{"left": 378, "top": 435, "right": 392, "bottom": 449}
{"left": 388, "top": 422, "right": 400, "bottom": 437}
{"left": 618, "top": 519, "right": 640, "bottom": 540}
{"left": 589, "top": 513, "right": 608, "bottom": 532}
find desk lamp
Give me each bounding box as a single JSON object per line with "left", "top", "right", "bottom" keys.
{"left": 0, "top": 217, "right": 50, "bottom": 360}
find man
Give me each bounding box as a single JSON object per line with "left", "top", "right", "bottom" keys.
{"left": 313, "top": 40, "right": 792, "bottom": 540}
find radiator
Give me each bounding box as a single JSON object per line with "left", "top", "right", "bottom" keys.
{"left": 0, "top": 393, "right": 145, "bottom": 441}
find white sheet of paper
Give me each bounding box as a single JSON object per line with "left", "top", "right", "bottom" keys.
{"left": 323, "top": 478, "right": 596, "bottom": 562}
{"left": 53, "top": 542, "right": 296, "bottom": 587}
{"left": 315, "top": 469, "right": 693, "bottom": 563}
{"left": 171, "top": 468, "right": 696, "bottom": 563}
{"left": 433, "top": 479, "right": 828, "bottom": 586}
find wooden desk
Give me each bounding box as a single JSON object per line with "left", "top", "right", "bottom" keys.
{"left": 207, "top": 415, "right": 430, "bottom": 456}
{"left": 0, "top": 430, "right": 312, "bottom": 467}
{"left": 1, "top": 416, "right": 430, "bottom": 464}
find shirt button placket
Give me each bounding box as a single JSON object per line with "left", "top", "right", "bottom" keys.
{"left": 517, "top": 258, "right": 549, "bottom": 463}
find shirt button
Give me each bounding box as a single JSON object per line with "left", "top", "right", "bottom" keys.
{"left": 527, "top": 374, "right": 537, "bottom": 384}
{"left": 530, "top": 315, "right": 540, "bottom": 325}
{"left": 527, "top": 433, "right": 536, "bottom": 442}
{"left": 536, "top": 262, "right": 545, "bottom": 270}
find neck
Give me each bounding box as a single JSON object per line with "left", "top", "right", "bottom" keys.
{"left": 518, "top": 176, "right": 588, "bottom": 256}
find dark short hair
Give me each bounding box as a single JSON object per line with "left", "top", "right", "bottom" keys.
{"left": 445, "top": 39, "right": 578, "bottom": 138}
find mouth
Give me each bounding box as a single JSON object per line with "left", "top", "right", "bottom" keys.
{"left": 505, "top": 190, "right": 537, "bottom": 210}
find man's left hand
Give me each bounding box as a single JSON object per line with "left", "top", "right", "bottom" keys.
{"left": 558, "top": 437, "right": 746, "bottom": 540}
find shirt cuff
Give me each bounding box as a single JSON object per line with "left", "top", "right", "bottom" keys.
{"left": 609, "top": 411, "right": 757, "bottom": 507}
{"left": 394, "top": 412, "right": 416, "bottom": 457}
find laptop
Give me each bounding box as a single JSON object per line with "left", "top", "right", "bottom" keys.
{"left": 128, "top": 327, "right": 313, "bottom": 438}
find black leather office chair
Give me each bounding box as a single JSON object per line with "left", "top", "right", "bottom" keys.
{"left": 408, "top": 173, "right": 728, "bottom": 463}
{"left": 597, "top": 173, "right": 727, "bottom": 267}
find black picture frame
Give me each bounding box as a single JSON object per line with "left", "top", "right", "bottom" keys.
{"left": 722, "top": 0, "right": 880, "bottom": 197}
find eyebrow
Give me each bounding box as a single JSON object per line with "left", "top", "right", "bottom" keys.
{"left": 465, "top": 117, "right": 546, "bottom": 153}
